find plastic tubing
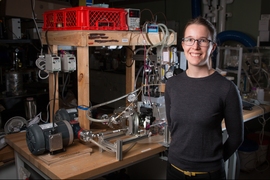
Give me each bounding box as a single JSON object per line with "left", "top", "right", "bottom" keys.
{"left": 217, "top": 30, "right": 256, "bottom": 47}
{"left": 86, "top": 88, "right": 141, "bottom": 122}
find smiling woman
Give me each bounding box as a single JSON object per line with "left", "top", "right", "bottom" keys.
{"left": 165, "top": 16, "right": 244, "bottom": 180}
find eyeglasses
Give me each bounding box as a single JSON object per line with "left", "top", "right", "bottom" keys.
{"left": 182, "top": 37, "right": 213, "bottom": 47}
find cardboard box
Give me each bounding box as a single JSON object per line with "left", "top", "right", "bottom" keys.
{"left": 259, "top": 30, "right": 270, "bottom": 42}
{"left": 79, "top": 0, "right": 93, "bottom": 6}
{"left": 259, "top": 20, "right": 270, "bottom": 31}
{"left": 8, "top": 18, "right": 21, "bottom": 39}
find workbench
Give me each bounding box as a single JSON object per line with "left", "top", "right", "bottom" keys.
{"left": 40, "top": 30, "right": 177, "bottom": 130}
{"left": 5, "top": 104, "right": 270, "bottom": 179}
{"left": 3, "top": 29, "right": 174, "bottom": 179}
{"left": 5, "top": 128, "right": 166, "bottom": 179}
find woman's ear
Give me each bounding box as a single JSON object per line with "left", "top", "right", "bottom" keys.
{"left": 211, "top": 43, "right": 217, "bottom": 54}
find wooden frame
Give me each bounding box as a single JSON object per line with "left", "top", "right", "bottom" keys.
{"left": 41, "top": 30, "right": 176, "bottom": 130}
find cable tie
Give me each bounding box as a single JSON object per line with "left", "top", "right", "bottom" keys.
{"left": 77, "top": 105, "right": 89, "bottom": 111}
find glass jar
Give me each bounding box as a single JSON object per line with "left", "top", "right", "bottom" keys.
{"left": 250, "top": 87, "right": 257, "bottom": 99}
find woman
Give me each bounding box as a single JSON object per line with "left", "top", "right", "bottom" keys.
{"left": 165, "top": 16, "right": 244, "bottom": 179}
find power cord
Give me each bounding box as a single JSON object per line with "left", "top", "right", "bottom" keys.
{"left": 35, "top": 54, "right": 49, "bottom": 79}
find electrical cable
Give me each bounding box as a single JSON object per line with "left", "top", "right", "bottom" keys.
{"left": 153, "top": 12, "right": 167, "bottom": 24}
{"left": 45, "top": 30, "right": 53, "bottom": 55}
{"left": 52, "top": 72, "right": 58, "bottom": 130}
{"left": 140, "top": 9, "right": 155, "bottom": 22}
{"left": 134, "top": 65, "right": 144, "bottom": 91}
{"left": 35, "top": 55, "right": 49, "bottom": 79}
{"left": 61, "top": 73, "right": 70, "bottom": 99}
{"left": 30, "top": 0, "right": 43, "bottom": 50}
{"left": 119, "top": 46, "right": 135, "bottom": 67}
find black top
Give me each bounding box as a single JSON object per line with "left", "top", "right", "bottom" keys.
{"left": 165, "top": 71, "right": 244, "bottom": 172}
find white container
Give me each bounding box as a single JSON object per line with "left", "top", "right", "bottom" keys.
{"left": 256, "top": 145, "right": 269, "bottom": 166}
{"left": 257, "top": 88, "right": 265, "bottom": 102}
{"left": 25, "top": 97, "right": 37, "bottom": 120}
{"left": 239, "top": 151, "right": 257, "bottom": 171}
{"left": 259, "top": 19, "right": 270, "bottom": 31}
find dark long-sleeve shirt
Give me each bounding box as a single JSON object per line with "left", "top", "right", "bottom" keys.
{"left": 165, "top": 71, "right": 244, "bottom": 172}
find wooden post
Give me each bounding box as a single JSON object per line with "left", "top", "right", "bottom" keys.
{"left": 48, "top": 45, "right": 59, "bottom": 122}
{"left": 126, "top": 46, "right": 135, "bottom": 98}
{"left": 77, "top": 46, "right": 90, "bottom": 130}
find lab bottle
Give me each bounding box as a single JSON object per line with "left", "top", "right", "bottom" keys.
{"left": 25, "top": 97, "right": 37, "bottom": 120}
{"left": 250, "top": 87, "right": 257, "bottom": 99}
{"left": 257, "top": 88, "right": 264, "bottom": 102}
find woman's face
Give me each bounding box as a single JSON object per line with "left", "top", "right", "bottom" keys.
{"left": 182, "top": 24, "right": 216, "bottom": 67}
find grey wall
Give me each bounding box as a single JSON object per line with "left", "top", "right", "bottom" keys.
{"left": 261, "top": 0, "right": 270, "bottom": 14}
{"left": 226, "top": 0, "right": 261, "bottom": 41}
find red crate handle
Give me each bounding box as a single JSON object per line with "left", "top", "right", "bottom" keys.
{"left": 97, "top": 21, "right": 115, "bottom": 28}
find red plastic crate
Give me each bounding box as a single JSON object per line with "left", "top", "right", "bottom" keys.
{"left": 43, "top": 6, "right": 128, "bottom": 31}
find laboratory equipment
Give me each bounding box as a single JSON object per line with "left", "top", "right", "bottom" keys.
{"left": 216, "top": 46, "right": 270, "bottom": 101}
{"left": 25, "top": 97, "right": 37, "bottom": 120}
{"left": 216, "top": 46, "right": 243, "bottom": 89}
{"left": 27, "top": 20, "right": 178, "bottom": 161}
{"left": 125, "top": 8, "right": 140, "bottom": 30}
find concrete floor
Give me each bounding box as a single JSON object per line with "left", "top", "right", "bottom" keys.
{"left": 0, "top": 161, "right": 16, "bottom": 179}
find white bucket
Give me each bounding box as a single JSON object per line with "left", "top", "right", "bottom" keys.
{"left": 238, "top": 139, "right": 259, "bottom": 172}
{"left": 239, "top": 151, "right": 257, "bottom": 171}
{"left": 256, "top": 145, "right": 269, "bottom": 166}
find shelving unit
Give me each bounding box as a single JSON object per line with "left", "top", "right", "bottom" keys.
{"left": 41, "top": 30, "right": 177, "bottom": 130}
{"left": 216, "top": 46, "right": 243, "bottom": 88}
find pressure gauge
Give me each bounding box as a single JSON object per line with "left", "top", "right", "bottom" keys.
{"left": 127, "top": 93, "right": 137, "bottom": 102}
{"left": 253, "top": 58, "right": 259, "bottom": 64}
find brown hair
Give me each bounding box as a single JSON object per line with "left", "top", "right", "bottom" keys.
{"left": 183, "top": 16, "right": 217, "bottom": 43}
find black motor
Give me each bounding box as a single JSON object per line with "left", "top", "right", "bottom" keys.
{"left": 26, "top": 120, "right": 74, "bottom": 155}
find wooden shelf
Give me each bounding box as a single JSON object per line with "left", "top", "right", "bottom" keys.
{"left": 41, "top": 30, "right": 176, "bottom": 47}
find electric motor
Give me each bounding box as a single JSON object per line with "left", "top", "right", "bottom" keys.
{"left": 54, "top": 108, "right": 78, "bottom": 122}
{"left": 26, "top": 120, "right": 74, "bottom": 155}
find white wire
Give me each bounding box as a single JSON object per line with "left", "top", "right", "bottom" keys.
{"left": 32, "top": 0, "right": 47, "bottom": 80}
{"left": 35, "top": 56, "right": 49, "bottom": 79}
